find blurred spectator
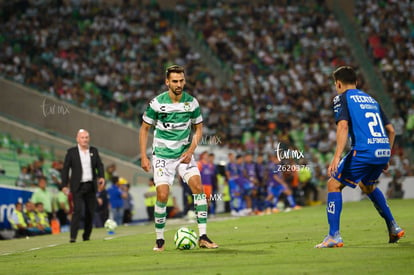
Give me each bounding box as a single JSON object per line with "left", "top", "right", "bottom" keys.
{"left": 94, "top": 181, "right": 109, "bottom": 228}
{"left": 34, "top": 202, "right": 52, "bottom": 235}
{"left": 179, "top": 177, "right": 194, "bottom": 216}
{"left": 235, "top": 154, "right": 253, "bottom": 215}
{"left": 105, "top": 163, "right": 118, "bottom": 183}
{"left": 166, "top": 191, "right": 182, "bottom": 219}
{"left": 298, "top": 161, "right": 321, "bottom": 206}
{"left": 31, "top": 176, "right": 54, "bottom": 221}
{"left": 254, "top": 108, "right": 270, "bottom": 138}
{"left": 216, "top": 164, "right": 231, "bottom": 213}
{"left": 225, "top": 152, "right": 241, "bottom": 215}
{"left": 121, "top": 182, "right": 134, "bottom": 224}
{"left": 283, "top": 159, "right": 302, "bottom": 206}
{"left": 16, "top": 165, "right": 32, "bottom": 188}
{"left": 107, "top": 176, "right": 127, "bottom": 226}
{"left": 31, "top": 159, "right": 44, "bottom": 180}
{"left": 9, "top": 202, "right": 31, "bottom": 238}
{"left": 390, "top": 112, "right": 405, "bottom": 148}
{"left": 208, "top": 153, "right": 218, "bottom": 216}
{"left": 243, "top": 153, "right": 260, "bottom": 214}
{"left": 48, "top": 161, "right": 63, "bottom": 187}
{"left": 143, "top": 177, "right": 157, "bottom": 222}
{"left": 264, "top": 154, "right": 301, "bottom": 214}
{"left": 55, "top": 185, "right": 70, "bottom": 229}
{"left": 24, "top": 201, "right": 37, "bottom": 229}
{"left": 198, "top": 151, "right": 214, "bottom": 207}
{"left": 406, "top": 107, "right": 414, "bottom": 146}
{"left": 387, "top": 170, "right": 405, "bottom": 199}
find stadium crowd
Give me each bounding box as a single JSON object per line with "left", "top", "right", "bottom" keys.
{"left": 355, "top": 0, "right": 413, "bottom": 143}
{"left": 1, "top": 0, "right": 413, "bottom": 237}
{"left": 0, "top": 0, "right": 212, "bottom": 123}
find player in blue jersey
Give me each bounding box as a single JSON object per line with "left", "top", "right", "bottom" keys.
{"left": 264, "top": 154, "right": 300, "bottom": 214}
{"left": 225, "top": 153, "right": 244, "bottom": 216}
{"left": 237, "top": 154, "right": 254, "bottom": 215}
{"left": 315, "top": 66, "right": 404, "bottom": 248}
{"left": 244, "top": 153, "right": 261, "bottom": 214}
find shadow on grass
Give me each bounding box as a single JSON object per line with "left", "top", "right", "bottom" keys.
{"left": 344, "top": 239, "right": 414, "bottom": 249}
{"left": 189, "top": 247, "right": 272, "bottom": 255}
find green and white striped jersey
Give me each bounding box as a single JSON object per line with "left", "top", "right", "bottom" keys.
{"left": 142, "top": 91, "right": 203, "bottom": 159}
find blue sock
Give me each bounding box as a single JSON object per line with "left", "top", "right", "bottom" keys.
{"left": 252, "top": 197, "right": 258, "bottom": 210}
{"left": 367, "top": 188, "right": 395, "bottom": 230}
{"left": 286, "top": 195, "right": 296, "bottom": 208}
{"left": 327, "top": 192, "right": 342, "bottom": 237}
{"left": 265, "top": 200, "right": 273, "bottom": 209}
{"left": 272, "top": 197, "right": 279, "bottom": 208}
{"left": 231, "top": 197, "right": 241, "bottom": 211}
{"left": 209, "top": 202, "right": 216, "bottom": 215}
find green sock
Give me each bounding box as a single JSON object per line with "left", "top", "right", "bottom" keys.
{"left": 154, "top": 200, "right": 167, "bottom": 239}
{"left": 194, "top": 194, "right": 207, "bottom": 236}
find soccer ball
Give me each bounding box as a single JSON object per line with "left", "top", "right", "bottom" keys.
{"left": 104, "top": 219, "right": 117, "bottom": 233}
{"left": 174, "top": 227, "right": 198, "bottom": 250}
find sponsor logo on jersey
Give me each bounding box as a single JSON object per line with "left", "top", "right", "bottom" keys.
{"left": 375, "top": 149, "right": 391, "bottom": 158}
{"left": 183, "top": 102, "right": 190, "bottom": 111}
{"left": 350, "top": 95, "right": 377, "bottom": 103}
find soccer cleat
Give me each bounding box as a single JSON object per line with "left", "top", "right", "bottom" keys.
{"left": 315, "top": 234, "right": 344, "bottom": 248}
{"left": 153, "top": 239, "right": 165, "bottom": 252}
{"left": 272, "top": 208, "right": 280, "bottom": 214}
{"left": 389, "top": 227, "right": 405, "bottom": 243}
{"left": 292, "top": 205, "right": 302, "bottom": 210}
{"left": 199, "top": 234, "right": 219, "bottom": 249}
{"left": 254, "top": 210, "right": 264, "bottom": 216}
{"left": 231, "top": 210, "right": 240, "bottom": 216}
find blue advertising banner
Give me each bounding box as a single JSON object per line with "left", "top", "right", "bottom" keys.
{"left": 0, "top": 185, "right": 33, "bottom": 229}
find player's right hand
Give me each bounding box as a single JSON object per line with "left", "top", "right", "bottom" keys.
{"left": 328, "top": 156, "right": 340, "bottom": 177}
{"left": 141, "top": 156, "right": 151, "bottom": 172}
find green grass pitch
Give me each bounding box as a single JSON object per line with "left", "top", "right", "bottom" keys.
{"left": 1, "top": 199, "right": 413, "bottom": 274}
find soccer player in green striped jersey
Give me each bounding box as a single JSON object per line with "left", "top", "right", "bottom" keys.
{"left": 139, "top": 65, "right": 218, "bottom": 251}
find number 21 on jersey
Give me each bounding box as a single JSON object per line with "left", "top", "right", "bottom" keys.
{"left": 365, "top": 112, "right": 386, "bottom": 137}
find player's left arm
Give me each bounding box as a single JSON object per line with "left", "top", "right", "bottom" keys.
{"left": 181, "top": 122, "right": 203, "bottom": 163}
{"left": 329, "top": 93, "right": 349, "bottom": 177}
{"left": 382, "top": 123, "right": 395, "bottom": 172}
{"left": 379, "top": 106, "right": 395, "bottom": 149}
{"left": 384, "top": 123, "right": 395, "bottom": 149}
{"left": 328, "top": 119, "right": 349, "bottom": 177}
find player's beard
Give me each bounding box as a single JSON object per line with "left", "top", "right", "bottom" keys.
{"left": 172, "top": 87, "right": 182, "bottom": 96}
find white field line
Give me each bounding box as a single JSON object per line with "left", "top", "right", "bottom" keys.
{"left": 0, "top": 216, "right": 238, "bottom": 256}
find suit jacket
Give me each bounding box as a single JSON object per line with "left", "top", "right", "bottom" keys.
{"left": 61, "top": 146, "right": 104, "bottom": 193}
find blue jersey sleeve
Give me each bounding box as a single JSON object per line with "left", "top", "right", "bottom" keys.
{"left": 333, "top": 93, "right": 349, "bottom": 123}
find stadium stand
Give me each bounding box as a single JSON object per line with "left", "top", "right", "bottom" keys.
{"left": 354, "top": 0, "right": 414, "bottom": 148}
{"left": 0, "top": 0, "right": 216, "bottom": 126}
{"left": 0, "top": 131, "right": 55, "bottom": 187}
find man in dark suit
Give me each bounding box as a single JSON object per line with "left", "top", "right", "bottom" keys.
{"left": 61, "top": 129, "right": 105, "bottom": 243}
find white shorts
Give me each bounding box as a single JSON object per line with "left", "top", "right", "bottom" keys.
{"left": 152, "top": 155, "right": 200, "bottom": 186}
